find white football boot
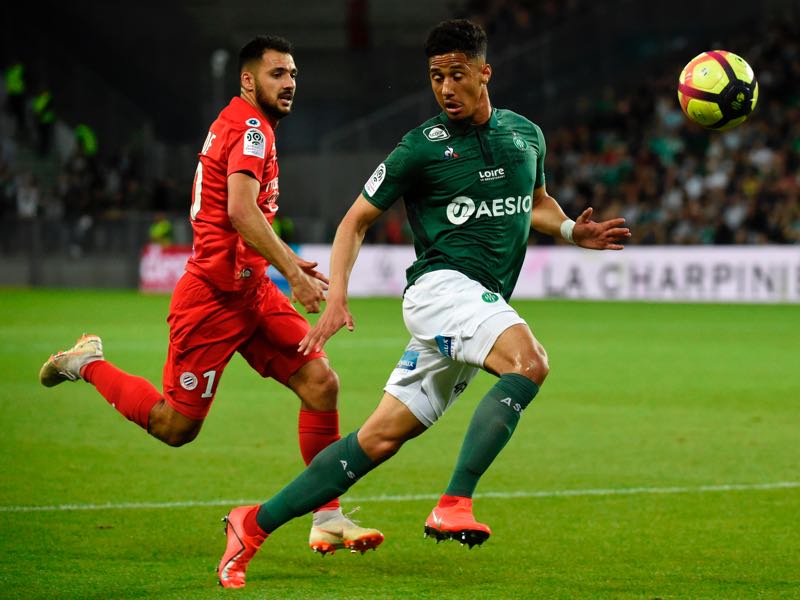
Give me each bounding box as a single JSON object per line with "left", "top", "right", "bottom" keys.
{"left": 39, "top": 334, "right": 104, "bottom": 387}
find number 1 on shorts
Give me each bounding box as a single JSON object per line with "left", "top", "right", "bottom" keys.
{"left": 201, "top": 370, "right": 217, "bottom": 398}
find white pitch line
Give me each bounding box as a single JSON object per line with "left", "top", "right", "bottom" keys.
{"left": 1, "top": 481, "right": 797, "bottom": 514}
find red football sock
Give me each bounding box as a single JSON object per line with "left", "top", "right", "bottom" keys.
{"left": 438, "top": 494, "right": 467, "bottom": 508}
{"left": 81, "top": 360, "right": 161, "bottom": 430}
{"left": 298, "top": 409, "right": 341, "bottom": 512}
{"left": 243, "top": 505, "right": 268, "bottom": 539}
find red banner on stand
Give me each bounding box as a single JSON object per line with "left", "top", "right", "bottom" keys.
{"left": 139, "top": 244, "right": 192, "bottom": 293}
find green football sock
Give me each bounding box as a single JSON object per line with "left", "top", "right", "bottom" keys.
{"left": 444, "top": 373, "right": 540, "bottom": 498}
{"left": 256, "top": 431, "right": 375, "bottom": 533}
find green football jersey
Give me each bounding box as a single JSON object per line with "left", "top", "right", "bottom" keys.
{"left": 362, "top": 108, "right": 546, "bottom": 300}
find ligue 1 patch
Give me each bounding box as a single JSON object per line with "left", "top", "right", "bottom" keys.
{"left": 396, "top": 350, "right": 419, "bottom": 371}
{"left": 243, "top": 127, "right": 266, "bottom": 158}
{"left": 180, "top": 372, "right": 198, "bottom": 390}
{"left": 481, "top": 291, "right": 499, "bottom": 303}
{"left": 364, "top": 162, "right": 386, "bottom": 196}
{"left": 245, "top": 117, "right": 261, "bottom": 127}
{"left": 423, "top": 124, "right": 450, "bottom": 141}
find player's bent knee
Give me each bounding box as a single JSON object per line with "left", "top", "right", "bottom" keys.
{"left": 161, "top": 428, "right": 200, "bottom": 447}
{"left": 317, "top": 367, "right": 340, "bottom": 400}
{"left": 533, "top": 351, "right": 550, "bottom": 382}
{"left": 358, "top": 432, "right": 405, "bottom": 462}
{"left": 303, "top": 368, "right": 339, "bottom": 411}
{"left": 292, "top": 361, "right": 340, "bottom": 411}
{"left": 147, "top": 400, "right": 203, "bottom": 447}
{"left": 368, "top": 438, "right": 404, "bottom": 462}
{"left": 517, "top": 345, "right": 550, "bottom": 384}
{"left": 150, "top": 422, "right": 201, "bottom": 447}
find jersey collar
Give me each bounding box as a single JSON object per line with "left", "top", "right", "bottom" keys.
{"left": 231, "top": 96, "right": 277, "bottom": 129}
{"left": 439, "top": 108, "right": 499, "bottom": 133}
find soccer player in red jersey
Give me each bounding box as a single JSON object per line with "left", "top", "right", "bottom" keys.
{"left": 38, "top": 36, "right": 382, "bottom": 567}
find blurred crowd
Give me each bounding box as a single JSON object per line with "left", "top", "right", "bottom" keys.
{"left": 0, "top": 63, "right": 180, "bottom": 231}
{"left": 3, "top": 6, "right": 799, "bottom": 248}
{"left": 457, "top": 0, "right": 585, "bottom": 52}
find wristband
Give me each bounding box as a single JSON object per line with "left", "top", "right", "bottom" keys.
{"left": 560, "top": 218, "right": 576, "bottom": 244}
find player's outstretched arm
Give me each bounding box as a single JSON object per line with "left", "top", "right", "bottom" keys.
{"left": 228, "top": 172, "right": 325, "bottom": 312}
{"left": 530, "top": 185, "right": 631, "bottom": 250}
{"left": 299, "top": 195, "right": 384, "bottom": 355}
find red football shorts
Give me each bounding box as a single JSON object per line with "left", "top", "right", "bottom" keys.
{"left": 162, "top": 271, "right": 326, "bottom": 420}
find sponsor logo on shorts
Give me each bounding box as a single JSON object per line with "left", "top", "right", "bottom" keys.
{"left": 479, "top": 167, "right": 505, "bottom": 182}
{"left": 396, "top": 350, "right": 419, "bottom": 370}
{"left": 180, "top": 372, "right": 198, "bottom": 390}
{"left": 435, "top": 335, "right": 455, "bottom": 359}
{"left": 246, "top": 117, "right": 261, "bottom": 127}
{"left": 364, "top": 163, "right": 386, "bottom": 197}
{"left": 453, "top": 381, "right": 468, "bottom": 396}
{"left": 423, "top": 124, "right": 450, "bottom": 141}
{"left": 482, "top": 292, "right": 499, "bottom": 303}
{"left": 243, "top": 128, "right": 266, "bottom": 158}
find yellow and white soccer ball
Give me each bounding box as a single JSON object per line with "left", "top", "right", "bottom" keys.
{"left": 678, "top": 50, "right": 758, "bottom": 131}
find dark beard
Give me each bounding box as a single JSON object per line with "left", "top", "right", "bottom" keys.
{"left": 255, "top": 87, "right": 291, "bottom": 121}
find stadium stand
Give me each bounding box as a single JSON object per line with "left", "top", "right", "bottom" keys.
{"left": 0, "top": 0, "right": 797, "bottom": 264}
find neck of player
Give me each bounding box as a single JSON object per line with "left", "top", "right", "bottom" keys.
{"left": 240, "top": 91, "right": 279, "bottom": 128}
{"left": 470, "top": 88, "right": 492, "bottom": 126}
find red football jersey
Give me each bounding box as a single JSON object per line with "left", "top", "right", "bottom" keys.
{"left": 185, "top": 97, "right": 280, "bottom": 291}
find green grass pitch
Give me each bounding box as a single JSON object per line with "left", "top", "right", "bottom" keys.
{"left": 0, "top": 289, "right": 798, "bottom": 599}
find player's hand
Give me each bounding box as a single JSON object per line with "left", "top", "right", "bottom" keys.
{"left": 298, "top": 299, "right": 354, "bottom": 355}
{"left": 289, "top": 271, "right": 326, "bottom": 314}
{"left": 572, "top": 207, "right": 631, "bottom": 250}
{"left": 294, "top": 256, "right": 330, "bottom": 287}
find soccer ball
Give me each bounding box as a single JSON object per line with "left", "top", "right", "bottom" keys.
{"left": 677, "top": 50, "right": 758, "bottom": 131}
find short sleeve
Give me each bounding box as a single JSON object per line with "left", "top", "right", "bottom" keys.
{"left": 362, "top": 137, "right": 419, "bottom": 210}
{"left": 534, "top": 124, "right": 546, "bottom": 189}
{"left": 226, "top": 126, "right": 271, "bottom": 183}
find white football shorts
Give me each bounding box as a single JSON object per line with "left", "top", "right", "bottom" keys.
{"left": 384, "top": 269, "right": 526, "bottom": 427}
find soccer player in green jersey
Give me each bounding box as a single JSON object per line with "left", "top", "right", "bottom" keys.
{"left": 217, "top": 19, "right": 630, "bottom": 587}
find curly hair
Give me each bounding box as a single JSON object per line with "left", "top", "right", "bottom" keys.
{"left": 424, "top": 19, "right": 487, "bottom": 59}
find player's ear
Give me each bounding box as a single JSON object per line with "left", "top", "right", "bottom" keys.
{"left": 240, "top": 70, "right": 255, "bottom": 93}
{"left": 481, "top": 63, "right": 492, "bottom": 85}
